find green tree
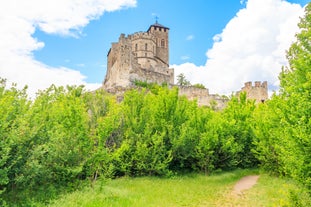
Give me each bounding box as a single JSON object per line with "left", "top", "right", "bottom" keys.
{"left": 278, "top": 3, "right": 311, "bottom": 189}
{"left": 0, "top": 79, "right": 30, "bottom": 205}
{"left": 192, "top": 83, "right": 206, "bottom": 89}
{"left": 9, "top": 85, "right": 92, "bottom": 193}
{"left": 224, "top": 93, "right": 258, "bottom": 168}
{"left": 253, "top": 4, "right": 311, "bottom": 203}
{"left": 83, "top": 89, "right": 119, "bottom": 183}
{"left": 176, "top": 73, "right": 191, "bottom": 86}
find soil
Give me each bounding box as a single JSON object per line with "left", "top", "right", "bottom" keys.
{"left": 232, "top": 175, "right": 260, "bottom": 195}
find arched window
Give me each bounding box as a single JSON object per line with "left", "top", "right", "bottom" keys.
{"left": 145, "top": 43, "right": 148, "bottom": 51}
{"left": 162, "top": 39, "right": 165, "bottom": 47}
{"left": 135, "top": 44, "right": 138, "bottom": 51}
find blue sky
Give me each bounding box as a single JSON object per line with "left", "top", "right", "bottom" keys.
{"left": 0, "top": 0, "right": 309, "bottom": 97}
{"left": 33, "top": 0, "right": 246, "bottom": 83}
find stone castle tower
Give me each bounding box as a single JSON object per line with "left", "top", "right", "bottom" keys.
{"left": 102, "top": 22, "right": 268, "bottom": 108}
{"left": 237, "top": 81, "right": 268, "bottom": 103}
{"left": 103, "top": 21, "right": 174, "bottom": 91}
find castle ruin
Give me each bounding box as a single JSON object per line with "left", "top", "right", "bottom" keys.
{"left": 102, "top": 22, "right": 268, "bottom": 108}
{"left": 237, "top": 81, "right": 268, "bottom": 103}
{"left": 103, "top": 21, "right": 174, "bottom": 92}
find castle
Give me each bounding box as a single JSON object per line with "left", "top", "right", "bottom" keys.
{"left": 102, "top": 22, "right": 268, "bottom": 109}
{"left": 103, "top": 21, "right": 174, "bottom": 92}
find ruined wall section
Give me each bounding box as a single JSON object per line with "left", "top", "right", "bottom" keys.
{"left": 178, "top": 86, "right": 229, "bottom": 110}
{"left": 237, "top": 81, "right": 268, "bottom": 103}
{"left": 129, "top": 68, "right": 172, "bottom": 85}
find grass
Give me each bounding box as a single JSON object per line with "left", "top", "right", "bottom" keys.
{"left": 46, "top": 169, "right": 300, "bottom": 207}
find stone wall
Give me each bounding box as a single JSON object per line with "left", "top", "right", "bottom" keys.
{"left": 237, "top": 81, "right": 268, "bottom": 103}
{"left": 130, "top": 67, "right": 174, "bottom": 85}
{"left": 102, "top": 23, "right": 269, "bottom": 110}
{"left": 103, "top": 23, "right": 173, "bottom": 91}
{"left": 178, "top": 86, "right": 229, "bottom": 110}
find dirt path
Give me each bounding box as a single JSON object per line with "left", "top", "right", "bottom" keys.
{"left": 232, "top": 175, "right": 260, "bottom": 196}
{"left": 211, "top": 175, "right": 260, "bottom": 206}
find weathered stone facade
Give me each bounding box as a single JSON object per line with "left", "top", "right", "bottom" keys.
{"left": 102, "top": 22, "right": 268, "bottom": 109}
{"left": 178, "top": 86, "right": 228, "bottom": 110}
{"left": 237, "top": 81, "right": 268, "bottom": 103}
{"left": 103, "top": 22, "right": 174, "bottom": 91}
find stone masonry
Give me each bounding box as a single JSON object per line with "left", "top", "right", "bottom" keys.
{"left": 102, "top": 22, "right": 268, "bottom": 108}
{"left": 237, "top": 81, "right": 268, "bottom": 103}
{"left": 103, "top": 22, "right": 174, "bottom": 92}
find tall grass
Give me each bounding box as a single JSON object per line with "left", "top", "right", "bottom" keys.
{"left": 47, "top": 169, "right": 300, "bottom": 207}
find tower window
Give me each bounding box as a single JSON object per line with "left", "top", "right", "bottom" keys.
{"left": 135, "top": 44, "right": 137, "bottom": 51}
{"left": 161, "top": 39, "right": 165, "bottom": 48}
{"left": 145, "top": 43, "right": 147, "bottom": 51}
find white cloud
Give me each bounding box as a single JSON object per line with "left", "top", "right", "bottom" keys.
{"left": 76, "top": 63, "right": 86, "bottom": 67}
{"left": 181, "top": 55, "right": 190, "bottom": 60}
{"left": 186, "top": 35, "right": 194, "bottom": 41}
{"left": 172, "top": 0, "right": 304, "bottom": 95}
{"left": 0, "top": 0, "right": 136, "bottom": 98}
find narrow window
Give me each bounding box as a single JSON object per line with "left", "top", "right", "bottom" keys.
{"left": 135, "top": 44, "right": 138, "bottom": 51}
{"left": 161, "top": 39, "right": 165, "bottom": 48}
{"left": 145, "top": 43, "right": 148, "bottom": 51}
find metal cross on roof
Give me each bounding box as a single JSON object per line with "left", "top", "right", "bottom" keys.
{"left": 155, "top": 16, "right": 159, "bottom": 24}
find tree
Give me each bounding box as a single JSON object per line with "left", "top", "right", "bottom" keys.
{"left": 0, "top": 79, "right": 30, "bottom": 203}
{"left": 192, "top": 83, "right": 206, "bottom": 89}
{"left": 279, "top": 3, "right": 311, "bottom": 190}
{"left": 176, "top": 73, "right": 191, "bottom": 86}
{"left": 254, "top": 4, "right": 311, "bottom": 202}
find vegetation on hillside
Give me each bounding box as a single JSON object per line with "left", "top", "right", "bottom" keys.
{"left": 0, "top": 3, "right": 310, "bottom": 206}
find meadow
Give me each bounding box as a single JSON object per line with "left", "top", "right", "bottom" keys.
{"left": 48, "top": 169, "right": 299, "bottom": 207}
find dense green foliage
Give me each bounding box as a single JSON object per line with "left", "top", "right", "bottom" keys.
{"left": 252, "top": 3, "right": 311, "bottom": 204}
{"left": 192, "top": 83, "right": 206, "bottom": 89}
{"left": 0, "top": 3, "right": 310, "bottom": 206}
{"left": 0, "top": 81, "right": 259, "bottom": 206}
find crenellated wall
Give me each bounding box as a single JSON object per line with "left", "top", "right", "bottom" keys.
{"left": 102, "top": 23, "right": 269, "bottom": 110}
{"left": 237, "top": 81, "right": 268, "bottom": 103}
{"left": 103, "top": 22, "right": 173, "bottom": 91}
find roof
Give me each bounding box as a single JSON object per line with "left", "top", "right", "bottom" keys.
{"left": 147, "top": 22, "right": 169, "bottom": 32}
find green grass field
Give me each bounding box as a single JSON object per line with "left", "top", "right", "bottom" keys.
{"left": 46, "top": 169, "right": 300, "bottom": 207}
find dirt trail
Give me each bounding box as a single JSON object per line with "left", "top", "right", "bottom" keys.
{"left": 232, "top": 175, "right": 260, "bottom": 196}
{"left": 211, "top": 175, "right": 260, "bottom": 206}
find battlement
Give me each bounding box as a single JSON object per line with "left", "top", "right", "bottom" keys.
{"left": 129, "top": 32, "right": 155, "bottom": 41}
{"left": 103, "top": 22, "right": 269, "bottom": 109}
{"left": 243, "top": 81, "right": 267, "bottom": 89}
{"left": 239, "top": 81, "right": 268, "bottom": 103}
{"left": 103, "top": 22, "right": 172, "bottom": 91}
